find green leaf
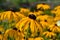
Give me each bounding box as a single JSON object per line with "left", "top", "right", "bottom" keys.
{"left": 44, "top": 10, "right": 52, "bottom": 16}
{"left": 8, "top": 36, "right": 15, "bottom": 40}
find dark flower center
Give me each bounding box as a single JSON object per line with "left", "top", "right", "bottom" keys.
{"left": 55, "top": 24, "right": 57, "bottom": 26}
{"left": 18, "top": 30, "right": 21, "bottom": 32}
{"left": 13, "top": 27, "right": 17, "bottom": 31}
{"left": 0, "top": 31, "right": 2, "bottom": 34}
{"left": 47, "top": 29, "right": 51, "bottom": 32}
{"left": 29, "top": 14, "right": 36, "bottom": 20}
{"left": 44, "top": 20, "right": 47, "bottom": 22}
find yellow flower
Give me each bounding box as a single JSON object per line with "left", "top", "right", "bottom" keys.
{"left": 0, "top": 11, "right": 25, "bottom": 22}
{"left": 36, "top": 15, "right": 54, "bottom": 29}
{"left": 40, "top": 21, "right": 49, "bottom": 29}
{"left": 36, "top": 15, "right": 49, "bottom": 21}
{"left": 42, "top": 4, "right": 50, "bottom": 10}
{"left": 51, "top": 10, "right": 60, "bottom": 21}
{"left": 43, "top": 31, "right": 56, "bottom": 38}
{"left": 16, "top": 14, "right": 43, "bottom": 37}
{"left": 54, "top": 6, "right": 60, "bottom": 10}
{"left": 55, "top": 9, "right": 60, "bottom": 16}
{"left": 20, "top": 8, "right": 30, "bottom": 13}
{"left": 0, "top": 12, "right": 5, "bottom": 20}
{"left": 48, "top": 22, "right": 60, "bottom": 33}
{"left": 51, "top": 10, "right": 56, "bottom": 14}
{"left": 54, "top": 16, "right": 60, "bottom": 21}
{"left": 37, "top": 3, "right": 50, "bottom": 10}
{"left": 20, "top": 8, "right": 30, "bottom": 16}
{"left": 37, "top": 4, "right": 43, "bottom": 9}
{"left": 3, "top": 28, "right": 24, "bottom": 40}
{"left": 51, "top": 9, "right": 60, "bottom": 17}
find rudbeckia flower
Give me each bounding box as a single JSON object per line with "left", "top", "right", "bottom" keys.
{"left": 54, "top": 6, "right": 60, "bottom": 10}
{"left": 20, "top": 8, "right": 30, "bottom": 13}
{"left": 43, "top": 31, "right": 56, "bottom": 38}
{"left": 16, "top": 14, "right": 43, "bottom": 37}
{"left": 3, "top": 28, "right": 24, "bottom": 40}
{"left": 51, "top": 10, "right": 60, "bottom": 21}
{"left": 54, "top": 16, "right": 60, "bottom": 21}
{"left": 37, "top": 3, "right": 50, "bottom": 10}
{"left": 37, "top": 15, "right": 51, "bottom": 21}
{"left": 48, "top": 22, "right": 60, "bottom": 33}
{"left": 51, "top": 10, "right": 56, "bottom": 14}
{"left": 51, "top": 9, "right": 60, "bottom": 17}
{"left": 20, "top": 8, "right": 30, "bottom": 16}
{"left": 36, "top": 15, "right": 54, "bottom": 29}
{"left": 0, "top": 11, "right": 25, "bottom": 22}
{"left": 36, "top": 4, "right": 43, "bottom": 9}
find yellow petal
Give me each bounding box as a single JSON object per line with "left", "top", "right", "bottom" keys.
{"left": 19, "top": 18, "right": 29, "bottom": 31}
{"left": 16, "top": 17, "right": 27, "bottom": 28}
{"left": 30, "top": 19, "right": 35, "bottom": 33}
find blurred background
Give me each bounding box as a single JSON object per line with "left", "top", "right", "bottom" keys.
{"left": 0, "top": 0, "right": 60, "bottom": 10}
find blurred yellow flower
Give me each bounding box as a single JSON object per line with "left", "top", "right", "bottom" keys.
{"left": 51, "top": 9, "right": 60, "bottom": 17}
{"left": 16, "top": 14, "right": 43, "bottom": 37}
{"left": 20, "top": 8, "right": 30, "bottom": 16}
{"left": 54, "top": 16, "right": 60, "bottom": 21}
{"left": 54, "top": 6, "right": 60, "bottom": 10}
{"left": 37, "top": 3, "right": 50, "bottom": 10}
{"left": 48, "top": 23, "right": 60, "bottom": 33}
{"left": 36, "top": 15, "right": 49, "bottom": 21}
{"left": 0, "top": 11, "right": 25, "bottom": 22}
{"left": 43, "top": 31, "right": 56, "bottom": 38}
{"left": 36, "top": 15, "right": 54, "bottom": 29}
{"left": 3, "top": 29, "right": 24, "bottom": 40}
{"left": 20, "top": 8, "right": 30, "bottom": 13}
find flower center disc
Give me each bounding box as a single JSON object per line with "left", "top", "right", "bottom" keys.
{"left": 29, "top": 14, "right": 36, "bottom": 20}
